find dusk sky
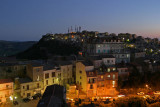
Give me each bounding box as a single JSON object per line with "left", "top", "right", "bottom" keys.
{"left": 1, "top": 0, "right": 160, "bottom": 41}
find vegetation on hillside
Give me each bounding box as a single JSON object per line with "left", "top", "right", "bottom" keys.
{"left": 16, "top": 38, "right": 81, "bottom": 60}
{"left": 0, "top": 40, "right": 36, "bottom": 56}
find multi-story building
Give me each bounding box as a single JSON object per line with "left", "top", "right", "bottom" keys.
{"left": 85, "top": 38, "right": 124, "bottom": 55}
{"left": 0, "top": 79, "right": 13, "bottom": 103}
{"left": 18, "top": 78, "right": 43, "bottom": 98}
{"left": 84, "top": 37, "right": 130, "bottom": 63}
{"left": 15, "top": 63, "right": 44, "bottom": 98}
{"left": 116, "top": 64, "right": 129, "bottom": 81}
{"left": 55, "top": 61, "right": 74, "bottom": 86}
{"left": 0, "top": 63, "right": 26, "bottom": 79}
{"left": 112, "top": 53, "right": 130, "bottom": 63}
{"left": 26, "top": 63, "right": 43, "bottom": 82}
{"left": 76, "top": 61, "right": 118, "bottom": 98}
{"left": 86, "top": 71, "right": 97, "bottom": 97}
{"left": 96, "top": 66, "right": 118, "bottom": 97}
{"left": 43, "top": 65, "right": 61, "bottom": 90}
{"left": 76, "top": 61, "right": 94, "bottom": 93}
{"left": 90, "top": 55, "right": 116, "bottom": 68}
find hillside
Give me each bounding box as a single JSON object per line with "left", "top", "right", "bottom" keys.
{"left": 16, "top": 37, "right": 82, "bottom": 60}
{"left": 0, "top": 40, "right": 36, "bottom": 57}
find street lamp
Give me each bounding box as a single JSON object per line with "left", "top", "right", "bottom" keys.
{"left": 10, "top": 96, "right": 13, "bottom": 101}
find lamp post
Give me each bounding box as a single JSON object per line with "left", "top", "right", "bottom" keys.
{"left": 10, "top": 95, "right": 17, "bottom": 103}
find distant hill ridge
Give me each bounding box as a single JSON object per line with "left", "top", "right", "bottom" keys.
{"left": 0, "top": 40, "right": 37, "bottom": 57}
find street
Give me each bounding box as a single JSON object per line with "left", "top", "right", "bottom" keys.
{"left": 0, "top": 99, "right": 39, "bottom": 107}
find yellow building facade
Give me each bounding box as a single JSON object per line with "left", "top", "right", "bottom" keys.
{"left": 0, "top": 79, "right": 13, "bottom": 103}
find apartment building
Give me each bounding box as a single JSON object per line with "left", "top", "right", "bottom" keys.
{"left": 0, "top": 79, "right": 13, "bottom": 103}
{"left": 19, "top": 78, "right": 43, "bottom": 98}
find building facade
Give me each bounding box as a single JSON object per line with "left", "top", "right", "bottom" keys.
{"left": 0, "top": 79, "right": 13, "bottom": 103}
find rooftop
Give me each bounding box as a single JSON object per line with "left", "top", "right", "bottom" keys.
{"left": 18, "top": 78, "right": 32, "bottom": 84}
{"left": 0, "top": 79, "right": 13, "bottom": 84}
{"left": 81, "top": 61, "right": 93, "bottom": 66}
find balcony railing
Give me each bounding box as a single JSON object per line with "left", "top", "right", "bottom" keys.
{"left": 0, "top": 87, "right": 12, "bottom": 91}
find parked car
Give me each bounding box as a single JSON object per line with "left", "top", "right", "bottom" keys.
{"left": 34, "top": 93, "right": 41, "bottom": 98}
{"left": 13, "top": 101, "right": 18, "bottom": 105}
{"left": 103, "top": 99, "right": 110, "bottom": 104}
{"left": 32, "top": 95, "right": 38, "bottom": 100}
{"left": 154, "top": 91, "right": 160, "bottom": 95}
{"left": 147, "top": 92, "right": 153, "bottom": 95}
{"left": 28, "top": 96, "right": 33, "bottom": 100}
{"left": 137, "top": 92, "right": 144, "bottom": 95}
{"left": 23, "top": 98, "right": 30, "bottom": 102}
{"left": 118, "top": 94, "right": 125, "bottom": 97}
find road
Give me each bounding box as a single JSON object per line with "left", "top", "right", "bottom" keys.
{"left": 0, "top": 99, "right": 39, "bottom": 107}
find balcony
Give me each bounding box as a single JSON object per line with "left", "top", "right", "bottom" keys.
{"left": 0, "top": 87, "right": 12, "bottom": 91}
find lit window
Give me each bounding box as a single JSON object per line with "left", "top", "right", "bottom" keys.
{"left": 113, "top": 74, "right": 115, "bottom": 79}
{"left": 108, "top": 68, "right": 110, "bottom": 72}
{"left": 98, "top": 45, "right": 100, "bottom": 47}
{"left": 113, "top": 68, "right": 116, "bottom": 71}
{"left": 107, "top": 75, "right": 110, "bottom": 78}
{"left": 101, "top": 76, "right": 103, "bottom": 79}
{"left": 112, "top": 81, "right": 115, "bottom": 87}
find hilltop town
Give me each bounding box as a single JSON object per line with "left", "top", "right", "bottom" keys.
{"left": 0, "top": 30, "right": 160, "bottom": 106}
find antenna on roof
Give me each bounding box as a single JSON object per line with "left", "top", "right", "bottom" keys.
{"left": 75, "top": 25, "right": 76, "bottom": 32}
{"left": 79, "top": 26, "right": 81, "bottom": 32}
{"left": 71, "top": 26, "right": 73, "bottom": 32}
{"left": 68, "top": 28, "right": 69, "bottom": 33}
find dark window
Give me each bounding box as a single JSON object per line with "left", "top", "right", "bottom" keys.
{"left": 45, "top": 73, "right": 49, "bottom": 79}
{"left": 80, "top": 76, "right": 82, "bottom": 79}
{"left": 93, "top": 78, "right": 95, "bottom": 83}
{"left": 79, "top": 71, "right": 82, "bottom": 73}
{"left": 46, "top": 80, "right": 48, "bottom": 85}
{"left": 52, "top": 72, "right": 55, "bottom": 77}
{"left": 77, "top": 81, "right": 79, "bottom": 84}
{"left": 37, "top": 83, "right": 39, "bottom": 88}
{"left": 53, "top": 79, "right": 54, "bottom": 83}
{"left": 36, "top": 68, "right": 40, "bottom": 72}
{"left": 23, "top": 86, "right": 25, "bottom": 89}
{"left": 6, "top": 85, "right": 9, "bottom": 88}
{"left": 58, "top": 73, "right": 61, "bottom": 77}
{"left": 27, "top": 85, "right": 29, "bottom": 90}
{"left": 90, "top": 84, "right": 93, "bottom": 89}
{"left": 27, "top": 93, "right": 30, "bottom": 97}
{"left": 89, "top": 79, "right": 91, "bottom": 83}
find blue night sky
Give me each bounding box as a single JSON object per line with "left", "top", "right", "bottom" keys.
{"left": 1, "top": 0, "right": 160, "bottom": 41}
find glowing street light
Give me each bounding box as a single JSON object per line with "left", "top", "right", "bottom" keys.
{"left": 10, "top": 96, "right": 13, "bottom": 100}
